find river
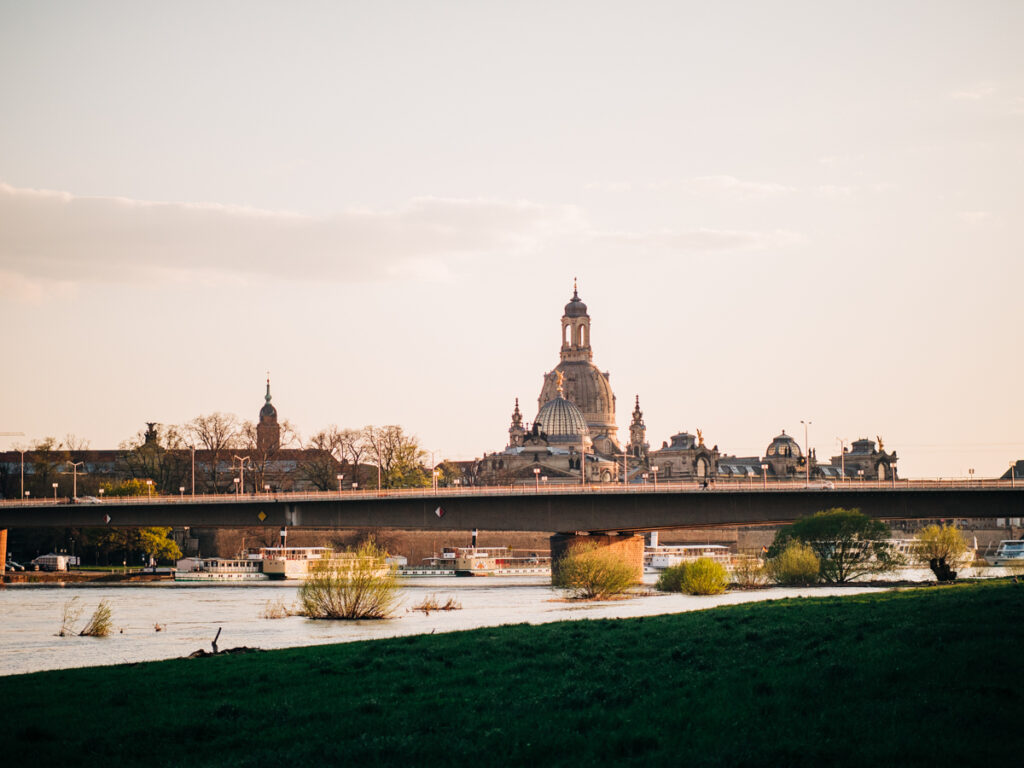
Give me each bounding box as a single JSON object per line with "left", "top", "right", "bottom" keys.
{"left": 0, "top": 572, "right": 920, "bottom": 677}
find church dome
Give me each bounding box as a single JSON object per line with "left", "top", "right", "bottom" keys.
{"left": 260, "top": 400, "right": 277, "bottom": 420}
{"left": 564, "top": 287, "right": 588, "bottom": 317}
{"left": 535, "top": 395, "right": 590, "bottom": 444}
{"left": 766, "top": 431, "right": 801, "bottom": 458}
{"left": 540, "top": 361, "right": 616, "bottom": 434}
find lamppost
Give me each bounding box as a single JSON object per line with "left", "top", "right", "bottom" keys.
{"left": 836, "top": 438, "right": 848, "bottom": 483}
{"left": 352, "top": 482, "right": 358, "bottom": 491}
{"left": 761, "top": 463, "right": 768, "bottom": 490}
{"left": 336, "top": 474, "right": 344, "bottom": 495}
{"left": 533, "top": 467, "right": 540, "bottom": 492}
{"left": 65, "top": 460, "right": 85, "bottom": 500}
{"left": 800, "top": 420, "right": 812, "bottom": 485}
{"left": 179, "top": 486, "right": 185, "bottom": 498}
{"left": 651, "top": 465, "right": 659, "bottom": 490}
{"left": 189, "top": 444, "right": 196, "bottom": 496}
{"left": 232, "top": 456, "right": 251, "bottom": 495}
{"left": 968, "top": 467, "right": 975, "bottom": 486}
{"left": 1010, "top": 462, "right": 1016, "bottom": 489}
{"left": 24, "top": 491, "right": 30, "bottom": 499}
{"left": 264, "top": 484, "right": 270, "bottom": 495}
{"left": 52, "top": 482, "right": 58, "bottom": 501}
{"left": 18, "top": 449, "right": 27, "bottom": 499}
{"left": 432, "top": 469, "right": 440, "bottom": 494}
{"left": 857, "top": 469, "right": 865, "bottom": 483}
{"left": 98, "top": 488, "right": 104, "bottom": 500}
{"left": 146, "top": 479, "right": 153, "bottom": 498}
{"left": 233, "top": 477, "right": 240, "bottom": 496}
{"left": 642, "top": 472, "right": 648, "bottom": 487}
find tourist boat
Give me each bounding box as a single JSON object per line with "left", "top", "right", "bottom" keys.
{"left": 989, "top": 540, "right": 1024, "bottom": 567}
{"left": 259, "top": 546, "right": 392, "bottom": 580}
{"left": 643, "top": 544, "right": 732, "bottom": 572}
{"left": 173, "top": 556, "right": 267, "bottom": 582}
{"left": 403, "top": 546, "right": 551, "bottom": 577}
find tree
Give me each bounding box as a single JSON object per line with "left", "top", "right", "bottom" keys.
{"left": 364, "top": 425, "right": 429, "bottom": 489}
{"left": 553, "top": 541, "right": 636, "bottom": 599}
{"left": 119, "top": 423, "right": 189, "bottom": 494}
{"left": 185, "top": 412, "right": 243, "bottom": 493}
{"left": 241, "top": 417, "right": 297, "bottom": 492}
{"left": 768, "top": 507, "right": 901, "bottom": 583}
{"left": 915, "top": 524, "right": 969, "bottom": 582}
{"left": 297, "top": 426, "right": 345, "bottom": 491}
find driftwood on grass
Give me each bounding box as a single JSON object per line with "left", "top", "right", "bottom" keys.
{"left": 187, "top": 626, "right": 262, "bottom": 658}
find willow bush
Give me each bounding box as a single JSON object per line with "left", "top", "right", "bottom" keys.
{"left": 766, "top": 541, "right": 820, "bottom": 586}
{"left": 79, "top": 599, "right": 113, "bottom": 637}
{"left": 731, "top": 556, "right": 767, "bottom": 588}
{"left": 681, "top": 558, "right": 729, "bottom": 595}
{"left": 553, "top": 541, "right": 635, "bottom": 600}
{"left": 655, "top": 562, "right": 689, "bottom": 593}
{"left": 298, "top": 538, "right": 399, "bottom": 620}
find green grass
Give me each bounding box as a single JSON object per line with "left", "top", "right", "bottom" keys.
{"left": 2, "top": 580, "right": 1022, "bottom": 767}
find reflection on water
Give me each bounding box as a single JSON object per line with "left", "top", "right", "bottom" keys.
{"left": 0, "top": 570, "right": 968, "bottom": 677}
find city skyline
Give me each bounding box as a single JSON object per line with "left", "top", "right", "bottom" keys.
{"left": 1, "top": 2, "right": 1022, "bottom": 478}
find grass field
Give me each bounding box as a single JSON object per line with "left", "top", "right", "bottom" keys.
{"left": 2, "top": 580, "right": 1021, "bottom": 767}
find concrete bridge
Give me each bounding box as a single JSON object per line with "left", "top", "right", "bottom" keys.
{"left": 3, "top": 482, "right": 1020, "bottom": 578}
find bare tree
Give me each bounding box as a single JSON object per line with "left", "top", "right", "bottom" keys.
{"left": 241, "top": 418, "right": 298, "bottom": 492}
{"left": 184, "top": 412, "right": 243, "bottom": 493}
{"left": 364, "top": 425, "right": 428, "bottom": 489}
{"left": 119, "top": 423, "right": 190, "bottom": 494}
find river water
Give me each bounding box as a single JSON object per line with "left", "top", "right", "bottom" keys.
{"left": 0, "top": 573, "right": 917, "bottom": 677}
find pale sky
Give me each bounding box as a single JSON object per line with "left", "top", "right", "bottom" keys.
{"left": 1, "top": 1, "right": 1022, "bottom": 478}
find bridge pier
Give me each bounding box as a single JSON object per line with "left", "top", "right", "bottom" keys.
{"left": 550, "top": 532, "right": 645, "bottom": 585}
{"left": 0, "top": 528, "right": 6, "bottom": 577}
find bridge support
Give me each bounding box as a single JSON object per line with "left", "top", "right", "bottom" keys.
{"left": 550, "top": 532, "right": 645, "bottom": 585}
{"left": 0, "top": 528, "right": 6, "bottom": 577}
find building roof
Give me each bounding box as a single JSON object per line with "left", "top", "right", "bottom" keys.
{"left": 534, "top": 395, "right": 590, "bottom": 444}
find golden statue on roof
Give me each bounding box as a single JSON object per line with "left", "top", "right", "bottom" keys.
{"left": 697, "top": 428, "right": 705, "bottom": 447}
{"left": 555, "top": 370, "right": 565, "bottom": 395}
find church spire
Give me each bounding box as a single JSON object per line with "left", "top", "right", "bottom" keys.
{"left": 265, "top": 373, "right": 272, "bottom": 404}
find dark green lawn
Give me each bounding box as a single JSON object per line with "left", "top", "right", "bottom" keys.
{"left": 2, "top": 580, "right": 1022, "bottom": 767}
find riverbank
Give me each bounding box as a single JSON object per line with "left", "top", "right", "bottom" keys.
{"left": 2, "top": 579, "right": 1021, "bottom": 766}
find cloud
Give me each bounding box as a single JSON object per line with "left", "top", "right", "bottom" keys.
{"left": 0, "top": 182, "right": 803, "bottom": 295}
{"left": 0, "top": 183, "right": 586, "bottom": 289}
{"left": 949, "top": 83, "right": 996, "bottom": 101}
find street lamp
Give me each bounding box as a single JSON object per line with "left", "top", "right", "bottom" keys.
{"left": 857, "top": 469, "right": 865, "bottom": 483}
{"left": 232, "top": 455, "right": 251, "bottom": 495}
{"left": 800, "top": 420, "right": 812, "bottom": 485}
{"left": 337, "top": 474, "right": 344, "bottom": 495}
{"left": 189, "top": 444, "right": 196, "bottom": 496}
{"left": 264, "top": 484, "right": 271, "bottom": 495}
{"left": 642, "top": 472, "right": 648, "bottom": 487}
{"left": 352, "top": 482, "right": 358, "bottom": 491}
{"left": 533, "top": 467, "right": 540, "bottom": 492}
{"left": 836, "top": 438, "right": 848, "bottom": 483}
{"left": 651, "top": 466, "right": 659, "bottom": 490}
{"left": 968, "top": 468, "right": 975, "bottom": 486}
{"left": 52, "top": 482, "right": 58, "bottom": 501}
{"left": 146, "top": 479, "right": 153, "bottom": 498}
{"left": 179, "top": 486, "right": 185, "bottom": 498}
{"left": 65, "top": 460, "right": 86, "bottom": 500}
{"left": 98, "top": 488, "right": 104, "bottom": 499}
{"left": 1010, "top": 462, "right": 1016, "bottom": 489}
{"left": 761, "top": 463, "right": 768, "bottom": 490}
{"left": 24, "top": 491, "right": 30, "bottom": 499}
{"left": 233, "top": 477, "right": 240, "bottom": 496}
{"left": 18, "top": 449, "right": 27, "bottom": 499}
{"left": 432, "top": 469, "right": 440, "bottom": 493}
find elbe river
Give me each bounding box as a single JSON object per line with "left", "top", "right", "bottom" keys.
{"left": 0, "top": 569, "right": 960, "bottom": 677}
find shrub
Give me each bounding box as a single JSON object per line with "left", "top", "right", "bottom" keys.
{"left": 914, "top": 524, "right": 969, "bottom": 582}
{"left": 553, "top": 542, "right": 636, "bottom": 600}
{"left": 79, "top": 599, "right": 113, "bottom": 637}
{"left": 410, "top": 594, "right": 462, "bottom": 613}
{"left": 655, "top": 562, "right": 688, "bottom": 593}
{"left": 298, "top": 537, "right": 399, "bottom": 620}
{"left": 766, "top": 541, "right": 820, "bottom": 586}
{"left": 681, "top": 558, "right": 728, "bottom": 595}
{"left": 58, "top": 597, "right": 83, "bottom": 637}
{"left": 731, "top": 556, "right": 767, "bottom": 588}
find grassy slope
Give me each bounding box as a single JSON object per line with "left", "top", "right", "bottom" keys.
{"left": 2, "top": 581, "right": 1022, "bottom": 767}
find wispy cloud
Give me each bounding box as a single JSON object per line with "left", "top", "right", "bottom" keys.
{"left": 0, "top": 182, "right": 803, "bottom": 298}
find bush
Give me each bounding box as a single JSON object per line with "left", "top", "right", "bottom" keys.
{"left": 79, "top": 599, "right": 113, "bottom": 637}
{"left": 766, "top": 541, "right": 820, "bottom": 586}
{"left": 914, "top": 524, "right": 969, "bottom": 582}
{"left": 298, "top": 537, "right": 399, "bottom": 620}
{"left": 655, "top": 562, "right": 688, "bottom": 593}
{"left": 553, "top": 542, "right": 636, "bottom": 600}
{"left": 682, "top": 558, "right": 729, "bottom": 595}
{"left": 731, "top": 556, "right": 767, "bottom": 588}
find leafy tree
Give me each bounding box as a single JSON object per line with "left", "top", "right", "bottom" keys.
{"left": 135, "top": 527, "right": 183, "bottom": 563}
{"left": 915, "top": 524, "right": 969, "bottom": 582}
{"left": 682, "top": 558, "right": 729, "bottom": 595}
{"left": 769, "top": 507, "right": 900, "bottom": 583}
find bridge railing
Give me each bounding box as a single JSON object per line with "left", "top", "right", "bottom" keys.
{"left": 0, "top": 477, "right": 1019, "bottom": 506}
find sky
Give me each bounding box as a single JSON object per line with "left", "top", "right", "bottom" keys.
{"left": 1, "top": 0, "right": 1022, "bottom": 478}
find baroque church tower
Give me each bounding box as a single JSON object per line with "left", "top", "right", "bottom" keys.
{"left": 257, "top": 376, "right": 280, "bottom": 453}
{"left": 538, "top": 282, "right": 619, "bottom": 455}
{"left": 627, "top": 395, "right": 649, "bottom": 458}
